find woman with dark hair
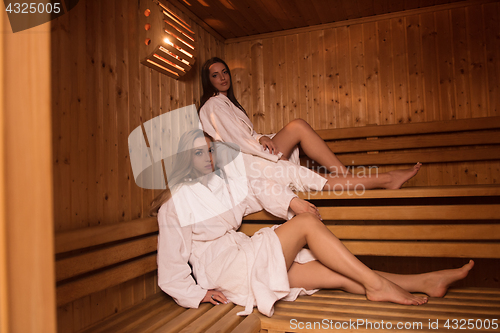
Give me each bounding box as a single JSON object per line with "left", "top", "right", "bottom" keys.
{"left": 153, "top": 129, "right": 474, "bottom": 317}
{"left": 199, "top": 57, "right": 422, "bottom": 192}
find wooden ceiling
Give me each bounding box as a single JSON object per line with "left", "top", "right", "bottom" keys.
{"left": 169, "top": 0, "right": 468, "bottom": 40}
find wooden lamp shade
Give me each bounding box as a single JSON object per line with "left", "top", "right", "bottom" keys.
{"left": 140, "top": 0, "right": 197, "bottom": 79}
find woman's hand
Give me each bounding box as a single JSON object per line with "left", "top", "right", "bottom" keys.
{"left": 289, "top": 197, "right": 322, "bottom": 220}
{"left": 202, "top": 290, "right": 229, "bottom": 305}
{"left": 259, "top": 136, "right": 280, "bottom": 155}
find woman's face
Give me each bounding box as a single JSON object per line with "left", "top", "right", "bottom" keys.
{"left": 208, "top": 62, "right": 230, "bottom": 95}
{"left": 192, "top": 136, "right": 214, "bottom": 176}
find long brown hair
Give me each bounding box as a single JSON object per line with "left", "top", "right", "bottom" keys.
{"left": 149, "top": 129, "right": 213, "bottom": 216}
{"left": 198, "top": 57, "right": 247, "bottom": 115}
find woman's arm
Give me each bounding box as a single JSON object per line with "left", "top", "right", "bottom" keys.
{"left": 157, "top": 203, "right": 208, "bottom": 308}
{"left": 200, "top": 101, "right": 280, "bottom": 162}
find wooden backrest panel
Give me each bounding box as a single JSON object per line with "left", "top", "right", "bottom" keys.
{"left": 55, "top": 218, "right": 159, "bottom": 306}
{"left": 302, "top": 116, "right": 500, "bottom": 167}
{"left": 316, "top": 116, "right": 500, "bottom": 140}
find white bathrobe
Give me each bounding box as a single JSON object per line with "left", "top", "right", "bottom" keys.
{"left": 157, "top": 172, "right": 317, "bottom": 317}
{"left": 199, "top": 94, "right": 327, "bottom": 192}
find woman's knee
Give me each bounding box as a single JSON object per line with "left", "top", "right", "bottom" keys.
{"left": 286, "top": 118, "right": 312, "bottom": 132}
{"left": 291, "top": 212, "right": 323, "bottom": 230}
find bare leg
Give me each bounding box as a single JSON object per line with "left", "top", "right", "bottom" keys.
{"left": 321, "top": 163, "right": 422, "bottom": 190}
{"left": 288, "top": 260, "right": 474, "bottom": 298}
{"left": 274, "top": 213, "right": 428, "bottom": 305}
{"left": 271, "top": 119, "right": 422, "bottom": 188}
{"left": 271, "top": 119, "right": 349, "bottom": 174}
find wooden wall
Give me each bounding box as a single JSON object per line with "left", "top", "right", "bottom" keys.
{"left": 51, "top": 0, "right": 223, "bottom": 331}
{"left": 225, "top": 0, "right": 500, "bottom": 186}
{"left": 1, "top": 11, "right": 56, "bottom": 333}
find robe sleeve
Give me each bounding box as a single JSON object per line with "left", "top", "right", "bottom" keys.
{"left": 200, "top": 100, "right": 279, "bottom": 162}
{"left": 246, "top": 177, "right": 298, "bottom": 220}
{"left": 157, "top": 202, "right": 207, "bottom": 308}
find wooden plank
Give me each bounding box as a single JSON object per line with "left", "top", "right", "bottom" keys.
{"left": 285, "top": 34, "right": 300, "bottom": 124}
{"left": 298, "top": 32, "right": 312, "bottom": 124}
{"left": 56, "top": 254, "right": 157, "bottom": 306}
{"left": 151, "top": 303, "right": 213, "bottom": 333}
{"left": 450, "top": 7, "right": 472, "bottom": 119}
{"left": 325, "top": 130, "right": 500, "bottom": 153}
{"left": 179, "top": 303, "right": 235, "bottom": 333}
{"left": 244, "top": 204, "right": 500, "bottom": 221}
{"left": 483, "top": 2, "right": 500, "bottom": 117}
{"left": 296, "top": 184, "right": 500, "bottom": 199}
{"left": 126, "top": 305, "right": 186, "bottom": 333}
{"left": 55, "top": 217, "right": 158, "bottom": 254}
{"left": 377, "top": 20, "right": 395, "bottom": 125}
{"left": 391, "top": 17, "right": 410, "bottom": 124}
{"left": 343, "top": 241, "right": 500, "bottom": 258}
{"left": 435, "top": 10, "right": 456, "bottom": 120}
{"left": 275, "top": 298, "right": 500, "bottom": 318}
{"left": 336, "top": 26, "right": 352, "bottom": 128}
{"left": 239, "top": 224, "right": 500, "bottom": 241}
{"left": 406, "top": 14, "right": 425, "bottom": 123}
{"left": 56, "top": 235, "right": 157, "bottom": 281}
{"left": 316, "top": 116, "right": 500, "bottom": 140}
{"left": 323, "top": 28, "right": 339, "bottom": 129}
{"left": 204, "top": 305, "right": 246, "bottom": 333}
{"left": 363, "top": 21, "right": 380, "bottom": 126}
{"left": 332, "top": 146, "right": 500, "bottom": 165}
{"left": 231, "top": 313, "right": 261, "bottom": 333}
{"left": 350, "top": 24, "right": 367, "bottom": 127}
{"left": 79, "top": 293, "right": 172, "bottom": 333}
{"left": 3, "top": 16, "right": 56, "bottom": 333}
{"left": 420, "top": 12, "right": 440, "bottom": 122}
{"left": 467, "top": 5, "right": 488, "bottom": 118}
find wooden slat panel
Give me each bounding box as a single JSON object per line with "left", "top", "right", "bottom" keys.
{"left": 332, "top": 146, "right": 500, "bottom": 165}
{"left": 204, "top": 305, "right": 246, "bottom": 333}
{"left": 231, "top": 313, "right": 261, "bottom": 333}
{"left": 316, "top": 116, "right": 500, "bottom": 140}
{"left": 244, "top": 204, "right": 500, "bottom": 220}
{"left": 326, "top": 130, "right": 500, "bottom": 153}
{"left": 56, "top": 254, "right": 157, "bottom": 306}
{"left": 344, "top": 241, "right": 500, "bottom": 258}
{"left": 276, "top": 298, "right": 500, "bottom": 318}
{"left": 79, "top": 293, "right": 172, "bottom": 333}
{"left": 178, "top": 303, "right": 235, "bottom": 333}
{"left": 151, "top": 303, "right": 212, "bottom": 333}
{"left": 55, "top": 217, "right": 158, "bottom": 254}
{"left": 56, "top": 235, "right": 157, "bottom": 281}
{"left": 126, "top": 305, "right": 186, "bottom": 333}
{"left": 297, "top": 184, "right": 500, "bottom": 199}
{"left": 239, "top": 224, "right": 500, "bottom": 241}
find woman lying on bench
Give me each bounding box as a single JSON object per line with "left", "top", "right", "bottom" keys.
{"left": 198, "top": 57, "right": 422, "bottom": 192}
{"left": 150, "top": 129, "right": 473, "bottom": 317}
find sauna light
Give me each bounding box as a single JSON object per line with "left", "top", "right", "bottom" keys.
{"left": 140, "top": 0, "right": 197, "bottom": 80}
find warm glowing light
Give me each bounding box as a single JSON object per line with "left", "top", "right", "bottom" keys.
{"left": 163, "top": 38, "right": 174, "bottom": 47}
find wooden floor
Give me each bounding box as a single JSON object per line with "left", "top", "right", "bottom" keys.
{"left": 259, "top": 288, "right": 500, "bottom": 332}
{"left": 78, "top": 287, "right": 500, "bottom": 333}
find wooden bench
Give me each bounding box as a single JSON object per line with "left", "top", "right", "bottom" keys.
{"left": 56, "top": 185, "right": 500, "bottom": 332}
{"left": 55, "top": 117, "right": 500, "bottom": 332}
{"left": 302, "top": 116, "right": 500, "bottom": 168}
{"left": 55, "top": 218, "right": 260, "bottom": 333}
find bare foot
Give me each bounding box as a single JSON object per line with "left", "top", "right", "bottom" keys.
{"left": 366, "top": 275, "right": 428, "bottom": 305}
{"left": 385, "top": 163, "right": 422, "bottom": 189}
{"left": 421, "top": 260, "right": 475, "bottom": 297}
